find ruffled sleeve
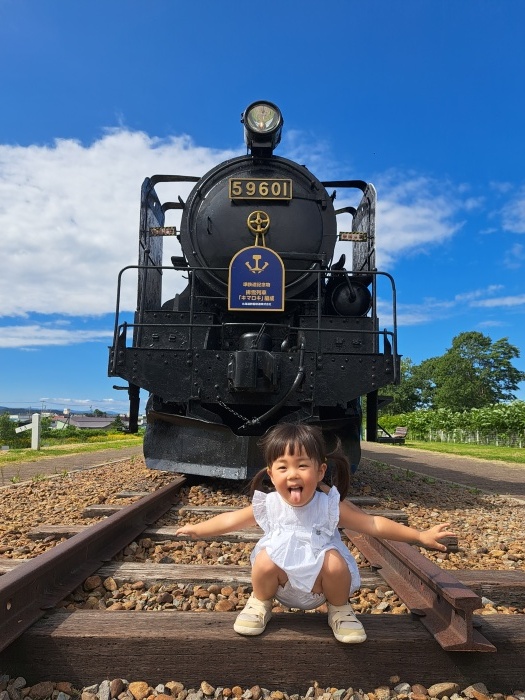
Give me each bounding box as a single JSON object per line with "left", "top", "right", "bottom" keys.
{"left": 251, "top": 490, "right": 270, "bottom": 532}
{"left": 326, "top": 486, "right": 341, "bottom": 533}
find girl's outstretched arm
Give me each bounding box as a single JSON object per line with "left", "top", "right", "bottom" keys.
{"left": 175, "top": 505, "right": 256, "bottom": 539}
{"left": 336, "top": 495, "right": 456, "bottom": 552}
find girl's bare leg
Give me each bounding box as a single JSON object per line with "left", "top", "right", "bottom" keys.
{"left": 312, "top": 549, "right": 351, "bottom": 605}
{"left": 251, "top": 548, "right": 288, "bottom": 600}
{"left": 314, "top": 550, "right": 366, "bottom": 643}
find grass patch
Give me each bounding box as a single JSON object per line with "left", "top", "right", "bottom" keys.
{"left": 403, "top": 440, "right": 525, "bottom": 465}
{"left": 0, "top": 434, "right": 143, "bottom": 466}
{"left": 2, "top": 432, "right": 524, "bottom": 472}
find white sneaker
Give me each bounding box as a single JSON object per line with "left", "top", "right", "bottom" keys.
{"left": 327, "top": 602, "right": 367, "bottom": 643}
{"left": 233, "top": 594, "right": 273, "bottom": 636}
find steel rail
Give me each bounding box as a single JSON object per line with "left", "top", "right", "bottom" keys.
{"left": 0, "top": 476, "right": 185, "bottom": 653}
{"left": 345, "top": 531, "right": 496, "bottom": 652}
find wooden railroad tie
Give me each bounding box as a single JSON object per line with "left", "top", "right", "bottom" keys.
{"left": 2, "top": 558, "right": 524, "bottom": 607}
{"left": 1, "top": 612, "right": 524, "bottom": 691}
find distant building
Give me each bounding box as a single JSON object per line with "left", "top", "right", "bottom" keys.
{"left": 51, "top": 418, "right": 69, "bottom": 430}
{"left": 50, "top": 414, "right": 145, "bottom": 430}
{"left": 9, "top": 412, "right": 53, "bottom": 423}
{"left": 70, "top": 416, "right": 115, "bottom": 430}
{"left": 4, "top": 411, "right": 144, "bottom": 431}
{"left": 9, "top": 413, "right": 35, "bottom": 423}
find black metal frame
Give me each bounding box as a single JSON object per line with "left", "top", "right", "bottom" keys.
{"left": 108, "top": 175, "right": 400, "bottom": 476}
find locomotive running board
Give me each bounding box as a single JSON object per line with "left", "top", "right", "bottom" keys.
{"left": 144, "top": 412, "right": 264, "bottom": 480}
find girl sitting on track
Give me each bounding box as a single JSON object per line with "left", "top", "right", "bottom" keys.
{"left": 175, "top": 423, "right": 455, "bottom": 643}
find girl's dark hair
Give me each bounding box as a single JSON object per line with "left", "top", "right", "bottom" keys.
{"left": 250, "top": 423, "right": 350, "bottom": 500}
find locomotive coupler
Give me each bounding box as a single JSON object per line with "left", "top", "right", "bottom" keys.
{"left": 227, "top": 350, "right": 279, "bottom": 392}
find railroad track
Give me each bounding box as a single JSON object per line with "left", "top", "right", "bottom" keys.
{"left": 0, "top": 475, "right": 524, "bottom": 692}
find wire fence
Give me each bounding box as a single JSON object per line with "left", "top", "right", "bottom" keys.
{"left": 414, "top": 430, "right": 525, "bottom": 448}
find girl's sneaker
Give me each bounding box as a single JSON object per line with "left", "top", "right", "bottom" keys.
{"left": 233, "top": 594, "right": 273, "bottom": 636}
{"left": 327, "top": 602, "right": 367, "bottom": 643}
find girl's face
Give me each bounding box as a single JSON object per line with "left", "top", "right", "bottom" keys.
{"left": 267, "top": 444, "right": 326, "bottom": 507}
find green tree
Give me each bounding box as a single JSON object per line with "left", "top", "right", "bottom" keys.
{"left": 111, "top": 415, "right": 126, "bottom": 431}
{"left": 416, "top": 332, "right": 525, "bottom": 411}
{"left": 0, "top": 412, "right": 17, "bottom": 444}
{"left": 381, "top": 357, "right": 423, "bottom": 414}
{"left": 40, "top": 415, "right": 54, "bottom": 439}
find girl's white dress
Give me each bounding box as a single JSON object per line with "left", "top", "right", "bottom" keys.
{"left": 250, "top": 486, "right": 361, "bottom": 599}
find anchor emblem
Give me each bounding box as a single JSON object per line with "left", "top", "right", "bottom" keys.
{"left": 245, "top": 254, "right": 269, "bottom": 273}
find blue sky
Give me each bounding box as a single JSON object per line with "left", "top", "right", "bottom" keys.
{"left": 1, "top": 0, "right": 525, "bottom": 415}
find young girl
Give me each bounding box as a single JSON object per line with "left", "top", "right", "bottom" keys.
{"left": 175, "top": 423, "right": 456, "bottom": 643}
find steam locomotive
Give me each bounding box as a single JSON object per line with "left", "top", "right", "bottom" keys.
{"left": 109, "top": 101, "right": 400, "bottom": 479}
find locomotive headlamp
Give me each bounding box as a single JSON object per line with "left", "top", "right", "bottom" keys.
{"left": 242, "top": 101, "right": 283, "bottom": 156}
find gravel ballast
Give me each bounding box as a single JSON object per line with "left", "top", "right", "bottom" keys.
{"left": 0, "top": 454, "right": 524, "bottom": 696}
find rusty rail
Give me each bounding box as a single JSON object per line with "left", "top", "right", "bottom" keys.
{"left": 0, "top": 476, "right": 185, "bottom": 653}
{"left": 346, "top": 531, "right": 496, "bottom": 652}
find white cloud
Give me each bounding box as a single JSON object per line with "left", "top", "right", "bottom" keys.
{"left": 0, "top": 130, "right": 237, "bottom": 317}
{"left": 478, "top": 320, "right": 505, "bottom": 328}
{"left": 281, "top": 129, "right": 339, "bottom": 178}
{"left": 490, "top": 181, "right": 514, "bottom": 194}
{"left": 0, "top": 324, "right": 112, "bottom": 348}
{"left": 502, "top": 187, "right": 525, "bottom": 234}
{"left": 395, "top": 285, "right": 514, "bottom": 326}
{"left": 378, "top": 176, "right": 465, "bottom": 264}
{"left": 504, "top": 242, "right": 525, "bottom": 269}
{"left": 41, "top": 397, "right": 120, "bottom": 407}
{"left": 0, "top": 131, "right": 479, "bottom": 333}
{"left": 397, "top": 309, "right": 435, "bottom": 326}
{"left": 332, "top": 173, "right": 466, "bottom": 269}
{"left": 470, "top": 294, "right": 525, "bottom": 308}
{"left": 2, "top": 132, "right": 474, "bottom": 322}
{"left": 454, "top": 285, "right": 504, "bottom": 302}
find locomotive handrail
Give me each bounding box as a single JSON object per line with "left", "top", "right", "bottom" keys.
{"left": 148, "top": 174, "right": 201, "bottom": 187}
{"left": 114, "top": 321, "right": 397, "bottom": 339}
{"left": 321, "top": 179, "right": 368, "bottom": 192}
{"left": 334, "top": 206, "right": 357, "bottom": 216}
{"left": 111, "top": 263, "right": 399, "bottom": 379}
{"left": 113, "top": 265, "right": 397, "bottom": 321}
{"left": 112, "top": 321, "right": 396, "bottom": 352}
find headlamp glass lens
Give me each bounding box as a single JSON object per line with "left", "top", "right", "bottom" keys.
{"left": 246, "top": 103, "right": 280, "bottom": 133}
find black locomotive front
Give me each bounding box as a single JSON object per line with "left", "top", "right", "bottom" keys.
{"left": 109, "top": 101, "right": 400, "bottom": 479}
{"left": 180, "top": 153, "right": 336, "bottom": 298}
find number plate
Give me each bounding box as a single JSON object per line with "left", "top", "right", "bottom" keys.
{"left": 229, "top": 178, "right": 292, "bottom": 200}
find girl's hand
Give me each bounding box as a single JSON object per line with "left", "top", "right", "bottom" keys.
{"left": 418, "top": 523, "right": 456, "bottom": 551}
{"left": 175, "top": 525, "right": 200, "bottom": 539}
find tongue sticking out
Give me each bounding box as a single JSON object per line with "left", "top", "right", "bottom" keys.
{"left": 289, "top": 487, "right": 302, "bottom": 504}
